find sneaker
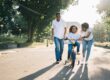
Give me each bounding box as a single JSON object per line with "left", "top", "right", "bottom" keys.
{"left": 55, "top": 61, "right": 59, "bottom": 64}
{"left": 59, "top": 58, "right": 62, "bottom": 61}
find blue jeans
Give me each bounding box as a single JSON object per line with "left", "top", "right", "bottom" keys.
{"left": 68, "top": 41, "right": 80, "bottom": 60}
{"left": 68, "top": 44, "right": 76, "bottom": 62}
{"left": 82, "top": 39, "right": 93, "bottom": 61}
{"left": 54, "top": 37, "right": 64, "bottom": 61}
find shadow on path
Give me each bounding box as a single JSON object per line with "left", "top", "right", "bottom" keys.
{"left": 72, "top": 64, "right": 89, "bottom": 80}
{"left": 90, "top": 68, "right": 110, "bottom": 80}
{"left": 19, "top": 63, "right": 56, "bottom": 80}
{"left": 50, "top": 65, "right": 73, "bottom": 80}
{"left": 50, "top": 64, "right": 89, "bottom": 80}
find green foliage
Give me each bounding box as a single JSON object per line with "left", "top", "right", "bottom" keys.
{"left": 97, "top": 0, "right": 110, "bottom": 16}
{"left": 96, "top": 0, "right": 110, "bottom": 42}
{"left": 0, "top": 0, "right": 73, "bottom": 42}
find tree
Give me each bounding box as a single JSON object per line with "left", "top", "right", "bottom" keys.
{"left": 17, "top": 0, "right": 73, "bottom": 42}
{"left": 96, "top": 0, "right": 110, "bottom": 41}
{"left": 0, "top": 0, "right": 74, "bottom": 42}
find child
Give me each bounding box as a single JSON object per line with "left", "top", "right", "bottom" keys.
{"left": 66, "top": 25, "right": 81, "bottom": 68}
{"left": 81, "top": 23, "right": 94, "bottom": 64}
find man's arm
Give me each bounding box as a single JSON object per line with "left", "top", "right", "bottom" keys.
{"left": 52, "top": 28, "right": 54, "bottom": 39}
{"left": 64, "top": 27, "right": 67, "bottom": 38}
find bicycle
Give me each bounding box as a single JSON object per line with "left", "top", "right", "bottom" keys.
{"left": 64, "top": 38, "right": 81, "bottom": 69}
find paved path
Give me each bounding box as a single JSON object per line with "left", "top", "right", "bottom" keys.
{"left": 0, "top": 45, "right": 110, "bottom": 80}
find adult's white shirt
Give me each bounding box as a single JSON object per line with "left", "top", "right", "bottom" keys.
{"left": 81, "top": 28, "right": 93, "bottom": 40}
{"left": 52, "top": 19, "right": 66, "bottom": 39}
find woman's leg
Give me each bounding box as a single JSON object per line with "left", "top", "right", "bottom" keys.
{"left": 82, "top": 40, "right": 87, "bottom": 58}
{"left": 86, "top": 39, "right": 93, "bottom": 62}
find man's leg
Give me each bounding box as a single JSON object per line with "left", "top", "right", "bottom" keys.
{"left": 54, "top": 37, "right": 60, "bottom": 62}
{"left": 59, "top": 39, "right": 64, "bottom": 60}
{"left": 86, "top": 39, "right": 93, "bottom": 62}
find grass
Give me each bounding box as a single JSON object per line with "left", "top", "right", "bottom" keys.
{"left": 94, "top": 42, "right": 110, "bottom": 48}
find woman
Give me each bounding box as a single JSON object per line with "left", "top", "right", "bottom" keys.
{"left": 81, "top": 23, "right": 94, "bottom": 64}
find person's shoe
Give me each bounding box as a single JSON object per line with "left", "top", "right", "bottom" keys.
{"left": 59, "top": 58, "right": 62, "bottom": 61}
{"left": 55, "top": 61, "right": 59, "bottom": 64}
{"left": 71, "top": 63, "right": 75, "bottom": 69}
{"left": 64, "top": 60, "right": 69, "bottom": 65}
{"left": 71, "top": 61, "right": 75, "bottom": 69}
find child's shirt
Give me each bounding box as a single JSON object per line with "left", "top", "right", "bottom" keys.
{"left": 67, "top": 32, "right": 80, "bottom": 44}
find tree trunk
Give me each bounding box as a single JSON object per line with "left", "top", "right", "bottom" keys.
{"left": 27, "top": 18, "right": 36, "bottom": 42}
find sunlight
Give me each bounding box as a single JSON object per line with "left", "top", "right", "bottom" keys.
{"left": 62, "top": 0, "right": 101, "bottom": 28}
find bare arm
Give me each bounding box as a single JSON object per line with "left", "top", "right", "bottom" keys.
{"left": 52, "top": 28, "right": 54, "bottom": 38}
{"left": 64, "top": 27, "right": 67, "bottom": 38}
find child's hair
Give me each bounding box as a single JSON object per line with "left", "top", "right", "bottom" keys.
{"left": 69, "top": 25, "right": 78, "bottom": 33}
{"left": 81, "top": 23, "right": 89, "bottom": 30}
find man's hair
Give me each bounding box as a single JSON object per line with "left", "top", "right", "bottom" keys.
{"left": 81, "top": 23, "right": 89, "bottom": 29}
{"left": 56, "top": 12, "right": 60, "bottom": 16}
{"left": 69, "top": 25, "right": 78, "bottom": 33}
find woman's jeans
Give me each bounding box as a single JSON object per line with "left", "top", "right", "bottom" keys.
{"left": 68, "top": 42, "right": 80, "bottom": 61}
{"left": 82, "top": 39, "right": 93, "bottom": 61}
{"left": 54, "top": 37, "right": 64, "bottom": 61}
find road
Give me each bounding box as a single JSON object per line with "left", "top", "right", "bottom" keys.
{"left": 0, "top": 45, "right": 110, "bottom": 80}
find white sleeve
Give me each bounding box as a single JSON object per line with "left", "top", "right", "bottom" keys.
{"left": 80, "top": 32, "right": 85, "bottom": 37}
{"left": 88, "top": 28, "right": 92, "bottom": 33}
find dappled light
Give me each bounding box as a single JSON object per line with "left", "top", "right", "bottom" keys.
{"left": 0, "top": 0, "right": 110, "bottom": 80}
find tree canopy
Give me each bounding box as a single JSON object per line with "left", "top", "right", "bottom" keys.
{"left": 94, "top": 0, "right": 110, "bottom": 42}
{"left": 0, "top": 0, "right": 73, "bottom": 42}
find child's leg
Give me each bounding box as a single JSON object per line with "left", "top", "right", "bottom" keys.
{"left": 68, "top": 44, "right": 73, "bottom": 60}
{"left": 75, "top": 41, "right": 80, "bottom": 54}
{"left": 71, "top": 51, "right": 76, "bottom": 68}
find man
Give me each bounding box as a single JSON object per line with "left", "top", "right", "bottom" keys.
{"left": 52, "top": 12, "right": 67, "bottom": 64}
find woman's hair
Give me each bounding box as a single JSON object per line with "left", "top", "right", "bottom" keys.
{"left": 81, "top": 23, "right": 89, "bottom": 29}
{"left": 69, "top": 25, "right": 78, "bottom": 33}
